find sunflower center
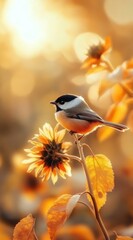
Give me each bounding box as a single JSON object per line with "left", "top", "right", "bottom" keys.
{"left": 89, "top": 44, "right": 104, "bottom": 59}
{"left": 41, "top": 140, "right": 64, "bottom": 169}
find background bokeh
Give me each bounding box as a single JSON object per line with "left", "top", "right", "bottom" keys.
{"left": 0, "top": 0, "right": 133, "bottom": 239}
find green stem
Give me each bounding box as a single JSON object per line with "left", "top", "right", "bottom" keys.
{"left": 74, "top": 134, "right": 110, "bottom": 240}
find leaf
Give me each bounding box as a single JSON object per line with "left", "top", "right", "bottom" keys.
{"left": 112, "top": 84, "right": 127, "bottom": 103}
{"left": 56, "top": 224, "right": 96, "bottom": 240}
{"left": 112, "top": 78, "right": 133, "bottom": 103}
{"left": 85, "top": 154, "right": 114, "bottom": 210}
{"left": 41, "top": 225, "right": 96, "bottom": 240}
{"left": 116, "top": 235, "right": 133, "bottom": 240}
{"left": 66, "top": 194, "right": 81, "bottom": 215}
{"left": 97, "top": 101, "right": 128, "bottom": 141}
{"left": 47, "top": 194, "right": 81, "bottom": 240}
{"left": 13, "top": 214, "right": 37, "bottom": 240}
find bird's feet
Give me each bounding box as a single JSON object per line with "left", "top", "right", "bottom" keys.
{"left": 77, "top": 135, "right": 84, "bottom": 141}
{"left": 69, "top": 130, "right": 75, "bottom": 135}
{"left": 69, "top": 131, "right": 84, "bottom": 143}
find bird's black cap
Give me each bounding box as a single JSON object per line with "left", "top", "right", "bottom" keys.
{"left": 55, "top": 94, "right": 77, "bottom": 104}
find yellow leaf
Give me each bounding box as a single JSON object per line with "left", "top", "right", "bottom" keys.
{"left": 57, "top": 224, "right": 96, "bottom": 240}
{"left": 112, "top": 79, "right": 133, "bottom": 103}
{"left": 13, "top": 214, "right": 37, "bottom": 240}
{"left": 85, "top": 154, "right": 114, "bottom": 210}
{"left": 47, "top": 194, "right": 81, "bottom": 240}
{"left": 126, "top": 58, "right": 133, "bottom": 69}
{"left": 41, "top": 225, "right": 96, "bottom": 240}
{"left": 39, "top": 197, "right": 56, "bottom": 217}
{"left": 116, "top": 236, "right": 133, "bottom": 240}
{"left": 112, "top": 84, "right": 126, "bottom": 103}
{"left": 97, "top": 102, "right": 128, "bottom": 141}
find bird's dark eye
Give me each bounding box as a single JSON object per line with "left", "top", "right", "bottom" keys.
{"left": 60, "top": 100, "right": 65, "bottom": 105}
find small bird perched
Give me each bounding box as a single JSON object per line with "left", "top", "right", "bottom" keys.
{"left": 50, "top": 94, "right": 128, "bottom": 135}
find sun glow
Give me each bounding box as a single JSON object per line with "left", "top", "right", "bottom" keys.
{"left": 2, "top": 0, "right": 47, "bottom": 57}
{"left": 2, "top": 0, "right": 74, "bottom": 58}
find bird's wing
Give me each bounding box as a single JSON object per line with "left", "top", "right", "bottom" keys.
{"left": 66, "top": 109, "right": 103, "bottom": 122}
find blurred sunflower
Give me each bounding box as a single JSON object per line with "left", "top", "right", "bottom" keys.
{"left": 23, "top": 123, "right": 72, "bottom": 184}
{"left": 82, "top": 36, "right": 112, "bottom": 72}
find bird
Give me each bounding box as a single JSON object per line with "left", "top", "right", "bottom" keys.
{"left": 50, "top": 94, "right": 128, "bottom": 135}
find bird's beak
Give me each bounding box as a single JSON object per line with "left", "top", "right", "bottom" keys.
{"left": 50, "top": 101, "right": 56, "bottom": 105}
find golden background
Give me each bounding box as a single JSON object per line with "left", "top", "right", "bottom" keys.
{"left": 0, "top": 0, "right": 133, "bottom": 239}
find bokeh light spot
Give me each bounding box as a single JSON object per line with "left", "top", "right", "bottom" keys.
{"left": 104, "top": 0, "right": 133, "bottom": 25}
{"left": 0, "top": 155, "right": 3, "bottom": 168}
{"left": 11, "top": 70, "right": 35, "bottom": 97}
{"left": 120, "top": 131, "right": 133, "bottom": 159}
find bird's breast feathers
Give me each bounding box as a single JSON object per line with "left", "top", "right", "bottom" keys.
{"left": 55, "top": 110, "right": 102, "bottom": 134}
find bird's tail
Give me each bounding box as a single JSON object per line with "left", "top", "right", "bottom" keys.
{"left": 103, "top": 120, "right": 129, "bottom": 132}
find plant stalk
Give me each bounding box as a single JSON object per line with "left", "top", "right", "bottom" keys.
{"left": 74, "top": 134, "right": 110, "bottom": 240}
{"left": 56, "top": 152, "right": 81, "bottom": 163}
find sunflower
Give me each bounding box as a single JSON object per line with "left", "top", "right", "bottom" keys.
{"left": 82, "top": 36, "right": 112, "bottom": 73}
{"left": 23, "top": 123, "right": 72, "bottom": 184}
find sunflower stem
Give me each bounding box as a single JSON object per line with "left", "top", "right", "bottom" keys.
{"left": 74, "top": 134, "right": 110, "bottom": 240}
{"left": 101, "top": 58, "right": 114, "bottom": 72}
{"left": 56, "top": 152, "right": 81, "bottom": 163}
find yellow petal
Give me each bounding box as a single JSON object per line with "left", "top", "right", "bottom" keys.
{"left": 33, "top": 133, "right": 39, "bottom": 138}
{"left": 63, "top": 162, "right": 72, "bottom": 177}
{"left": 62, "top": 142, "right": 72, "bottom": 151}
{"left": 58, "top": 163, "right": 66, "bottom": 172}
{"left": 34, "top": 163, "right": 44, "bottom": 177}
{"left": 27, "top": 153, "right": 41, "bottom": 158}
{"left": 22, "top": 158, "right": 37, "bottom": 164}
{"left": 39, "top": 127, "right": 45, "bottom": 135}
{"left": 44, "top": 167, "right": 52, "bottom": 181}
{"left": 27, "top": 162, "right": 38, "bottom": 173}
{"left": 27, "top": 160, "right": 43, "bottom": 173}
{"left": 31, "top": 145, "right": 44, "bottom": 153}
{"left": 55, "top": 129, "right": 66, "bottom": 143}
{"left": 37, "top": 135, "right": 49, "bottom": 144}
{"left": 54, "top": 123, "right": 60, "bottom": 133}
{"left": 51, "top": 169, "right": 58, "bottom": 184}
{"left": 28, "top": 140, "right": 39, "bottom": 145}
{"left": 43, "top": 123, "right": 54, "bottom": 140}
{"left": 39, "top": 166, "right": 47, "bottom": 178}
{"left": 59, "top": 170, "right": 66, "bottom": 179}
{"left": 24, "top": 148, "right": 32, "bottom": 153}
{"left": 103, "top": 36, "right": 112, "bottom": 52}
